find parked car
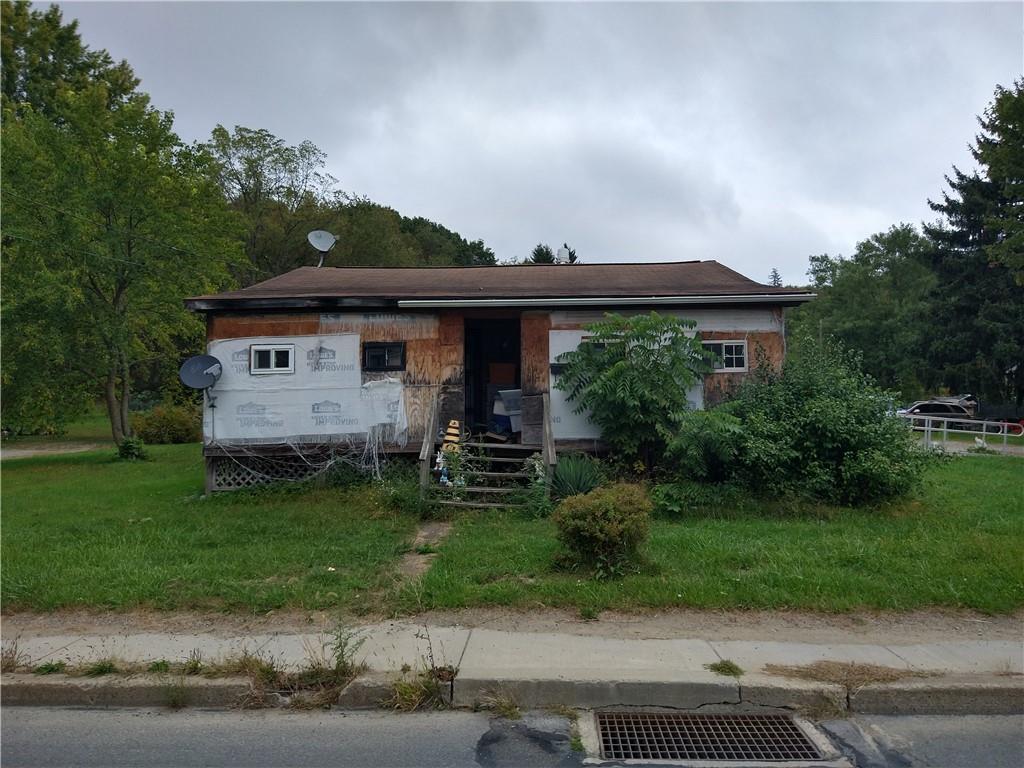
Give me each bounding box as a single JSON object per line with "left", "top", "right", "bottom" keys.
{"left": 897, "top": 397, "right": 977, "bottom": 430}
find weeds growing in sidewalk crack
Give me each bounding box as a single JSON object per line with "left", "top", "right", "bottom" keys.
{"left": 32, "top": 661, "right": 67, "bottom": 675}
{"left": 706, "top": 659, "right": 744, "bottom": 677}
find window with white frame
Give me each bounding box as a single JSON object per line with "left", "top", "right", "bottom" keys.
{"left": 703, "top": 340, "right": 747, "bottom": 372}
{"left": 249, "top": 344, "right": 295, "bottom": 374}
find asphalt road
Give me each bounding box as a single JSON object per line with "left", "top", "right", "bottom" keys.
{"left": 2, "top": 708, "right": 1022, "bottom": 768}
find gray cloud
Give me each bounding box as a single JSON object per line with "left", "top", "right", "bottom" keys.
{"left": 62, "top": 1, "right": 1022, "bottom": 284}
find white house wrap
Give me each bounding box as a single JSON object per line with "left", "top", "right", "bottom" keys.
{"left": 204, "top": 335, "right": 407, "bottom": 445}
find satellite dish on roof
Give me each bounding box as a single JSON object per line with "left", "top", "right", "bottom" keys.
{"left": 179, "top": 354, "right": 222, "bottom": 390}
{"left": 307, "top": 230, "right": 338, "bottom": 267}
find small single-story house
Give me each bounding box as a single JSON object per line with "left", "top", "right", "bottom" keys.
{"left": 185, "top": 261, "right": 814, "bottom": 491}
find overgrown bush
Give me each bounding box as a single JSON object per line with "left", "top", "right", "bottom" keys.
{"left": 651, "top": 480, "right": 747, "bottom": 516}
{"left": 551, "top": 453, "right": 604, "bottom": 499}
{"left": 116, "top": 436, "right": 148, "bottom": 461}
{"left": 378, "top": 460, "right": 436, "bottom": 518}
{"left": 552, "top": 483, "right": 651, "bottom": 577}
{"left": 661, "top": 409, "right": 743, "bottom": 483}
{"left": 132, "top": 403, "right": 201, "bottom": 444}
{"left": 730, "top": 337, "right": 929, "bottom": 505}
{"left": 555, "top": 312, "right": 711, "bottom": 469}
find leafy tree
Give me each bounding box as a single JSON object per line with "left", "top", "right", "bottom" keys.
{"left": 399, "top": 215, "right": 495, "bottom": 266}
{"left": 1, "top": 1, "right": 137, "bottom": 119}
{"left": 788, "top": 224, "right": 936, "bottom": 401}
{"left": 768, "top": 267, "right": 782, "bottom": 286}
{"left": 529, "top": 243, "right": 555, "bottom": 263}
{"left": 2, "top": 86, "right": 241, "bottom": 441}
{"left": 202, "top": 124, "right": 337, "bottom": 281}
{"left": 554, "top": 312, "right": 711, "bottom": 468}
{"left": 923, "top": 80, "right": 1024, "bottom": 407}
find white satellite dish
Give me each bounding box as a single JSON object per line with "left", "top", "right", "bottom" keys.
{"left": 307, "top": 230, "right": 338, "bottom": 267}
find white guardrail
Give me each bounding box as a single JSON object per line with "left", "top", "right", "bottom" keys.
{"left": 899, "top": 413, "right": 1023, "bottom": 451}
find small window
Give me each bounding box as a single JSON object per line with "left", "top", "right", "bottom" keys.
{"left": 363, "top": 341, "right": 405, "bottom": 372}
{"left": 250, "top": 344, "right": 294, "bottom": 375}
{"left": 703, "top": 340, "right": 747, "bottom": 372}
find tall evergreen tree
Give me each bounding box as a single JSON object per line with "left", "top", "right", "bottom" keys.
{"left": 923, "top": 81, "right": 1024, "bottom": 407}
{"left": 769, "top": 267, "right": 782, "bottom": 286}
{"left": 530, "top": 243, "right": 555, "bottom": 263}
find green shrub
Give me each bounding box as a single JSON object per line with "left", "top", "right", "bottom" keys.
{"left": 552, "top": 483, "right": 651, "bottom": 577}
{"left": 551, "top": 454, "right": 604, "bottom": 499}
{"left": 731, "top": 337, "right": 929, "bottom": 505}
{"left": 116, "top": 436, "right": 148, "bottom": 461}
{"left": 132, "top": 403, "right": 201, "bottom": 444}
{"left": 651, "top": 480, "right": 746, "bottom": 516}
{"left": 378, "top": 460, "right": 435, "bottom": 518}
{"left": 661, "top": 409, "right": 743, "bottom": 483}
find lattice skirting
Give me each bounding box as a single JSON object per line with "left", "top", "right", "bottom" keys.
{"left": 207, "top": 454, "right": 327, "bottom": 492}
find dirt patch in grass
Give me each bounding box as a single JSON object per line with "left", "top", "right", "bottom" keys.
{"left": 396, "top": 522, "right": 452, "bottom": 579}
{"left": 763, "top": 660, "right": 934, "bottom": 692}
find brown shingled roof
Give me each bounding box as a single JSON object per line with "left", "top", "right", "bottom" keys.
{"left": 186, "top": 261, "right": 812, "bottom": 310}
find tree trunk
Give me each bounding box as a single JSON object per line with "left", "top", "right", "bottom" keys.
{"left": 105, "top": 368, "right": 125, "bottom": 443}
{"left": 120, "top": 355, "right": 133, "bottom": 439}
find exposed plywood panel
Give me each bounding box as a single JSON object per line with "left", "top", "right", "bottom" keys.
{"left": 208, "top": 314, "right": 320, "bottom": 340}
{"left": 521, "top": 312, "right": 551, "bottom": 395}
{"left": 320, "top": 312, "right": 439, "bottom": 340}
{"left": 550, "top": 308, "right": 783, "bottom": 332}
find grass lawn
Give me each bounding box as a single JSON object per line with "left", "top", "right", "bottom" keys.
{"left": 3, "top": 442, "right": 1021, "bottom": 616}
{"left": 1, "top": 445, "right": 417, "bottom": 612}
{"left": 398, "top": 456, "right": 1024, "bottom": 615}
{"left": 1, "top": 404, "right": 114, "bottom": 448}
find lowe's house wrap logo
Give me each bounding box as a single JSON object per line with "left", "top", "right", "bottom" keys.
{"left": 231, "top": 348, "right": 249, "bottom": 374}
{"left": 312, "top": 400, "right": 359, "bottom": 428}
{"left": 235, "top": 402, "right": 284, "bottom": 429}
{"left": 306, "top": 345, "right": 355, "bottom": 373}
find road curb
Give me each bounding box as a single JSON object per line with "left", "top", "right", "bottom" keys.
{"left": 849, "top": 674, "right": 1024, "bottom": 715}
{"left": 3, "top": 672, "right": 1021, "bottom": 715}
{"left": 1, "top": 673, "right": 249, "bottom": 708}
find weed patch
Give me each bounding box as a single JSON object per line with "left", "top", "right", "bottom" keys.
{"left": 706, "top": 659, "right": 744, "bottom": 677}
{"left": 475, "top": 689, "right": 522, "bottom": 720}
{"left": 82, "top": 659, "right": 118, "bottom": 677}
{"left": 763, "top": 661, "right": 932, "bottom": 693}
{"left": 1, "top": 636, "right": 27, "bottom": 672}
{"left": 32, "top": 661, "right": 67, "bottom": 675}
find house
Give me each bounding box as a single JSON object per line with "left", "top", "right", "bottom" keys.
{"left": 185, "top": 261, "right": 813, "bottom": 491}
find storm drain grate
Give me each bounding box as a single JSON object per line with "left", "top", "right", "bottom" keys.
{"left": 596, "top": 712, "right": 822, "bottom": 762}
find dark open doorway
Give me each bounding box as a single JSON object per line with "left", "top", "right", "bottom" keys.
{"left": 464, "top": 318, "right": 521, "bottom": 437}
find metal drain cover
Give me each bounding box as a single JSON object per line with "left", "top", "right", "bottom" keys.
{"left": 596, "top": 712, "right": 823, "bottom": 762}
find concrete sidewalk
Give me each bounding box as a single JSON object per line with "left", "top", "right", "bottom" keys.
{"left": 3, "top": 619, "right": 1022, "bottom": 714}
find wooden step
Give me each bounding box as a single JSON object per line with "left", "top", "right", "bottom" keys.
{"left": 460, "top": 442, "right": 542, "bottom": 451}
{"left": 471, "top": 471, "right": 532, "bottom": 479}
{"left": 462, "top": 486, "right": 519, "bottom": 494}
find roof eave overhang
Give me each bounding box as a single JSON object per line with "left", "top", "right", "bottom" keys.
{"left": 185, "top": 292, "right": 817, "bottom": 312}
{"left": 396, "top": 293, "right": 817, "bottom": 308}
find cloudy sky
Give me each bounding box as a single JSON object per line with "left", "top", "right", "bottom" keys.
{"left": 62, "top": 1, "right": 1021, "bottom": 283}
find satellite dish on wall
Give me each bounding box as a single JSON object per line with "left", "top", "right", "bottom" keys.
{"left": 179, "top": 355, "right": 222, "bottom": 390}
{"left": 307, "top": 230, "right": 338, "bottom": 267}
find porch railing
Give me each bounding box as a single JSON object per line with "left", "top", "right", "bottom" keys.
{"left": 418, "top": 389, "right": 440, "bottom": 497}
{"left": 542, "top": 391, "right": 557, "bottom": 488}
